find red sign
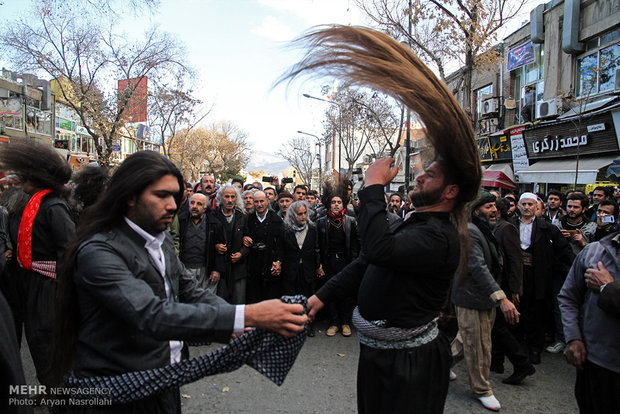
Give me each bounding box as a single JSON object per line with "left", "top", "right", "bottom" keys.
{"left": 118, "top": 77, "right": 148, "bottom": 123}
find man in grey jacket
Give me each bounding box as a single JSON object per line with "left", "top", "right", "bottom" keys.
{"left": 52, "top": 151, "right": 307, "bottom": 413}
{"left": 451, "top": 192, "right": 520, "bottom": 412}
{"left": 559, "top": 232, "right": 620, "bottom": 414}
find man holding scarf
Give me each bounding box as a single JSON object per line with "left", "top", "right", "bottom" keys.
{"left": 450, "top": 192, "right": 520, "bottom": 411}
{"left": 0, "top": 140, "right": 75, "bottom": 387}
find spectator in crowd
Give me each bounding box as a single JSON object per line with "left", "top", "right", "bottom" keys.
{"left": 451, "top": 192, "right": 520, "bottom": 411}
{"left": 583, "top": 199, "right": 620, "bottom": 243}
{"left": 51, "top": 151, "right": 307, "bottom": 412}
{"left": 502, "top": 194, "right": 517, "bottom": 218}
{"left": 559, "top": 232, "right": 620, "bottom": 414}
{"left": 545, "top": 190, "right": 565, "bottom": 227}
{"left": 279, "top": 201, "right": 321, "bottom": 336}
{"left": 70, "top": 165, "right": 109, "bottom": 218}
{"left": 0, "top": 140, "right": 75, "bottom": 387}
{"left": 242, "top": 189, "right": 255, "bottom": 214}
{"left": 174, "top": 193, "right": 225, "bottom": 294}
{"left": 586, "top": 186, "right": 611, "bottom": 222}
{"left": 277, "top": 191, "right": 293, "bottom": 219}
{"left": 306, "top": 190, "right": 319, "bottom": 210}
{"left": 559, "top": 193, "right": 595, "bottom": 255}
{"left": 388, "top": 192, "right": 403, "bottom": 214}
{"left": 614, "top": 186, "right": 620, "bottom": 205}
{"left": 231, "top": 178, "right": 244, "bottom": 191}
{"left": 264, "top": 186, "right": 278, "bottom": 211}
{"left": 199, "top": 174, "right": 218, "bottom": 209}
{"left": 292, "top": 185, "right": 307, "bottom": 202}
{"left": 0, "top": 188, "right": 29, "bottom": 346}
{"left": 491, "top": 198, "right": 534, "bottom": 385}
{"left": 515, "top": 192, "right": 574, "bottom": 365}
{"left": 244, "top": 191, "right": 283, "bottom": 303}
{"left": 317, "top": 178, "right": 359, "bottom": 337}
{"left": 213, "top": 185, "right": 249, "bottom": 304}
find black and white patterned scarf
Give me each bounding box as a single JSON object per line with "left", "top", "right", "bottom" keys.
{"left": 64, "top": 295, "right": 308, "bottom": 404}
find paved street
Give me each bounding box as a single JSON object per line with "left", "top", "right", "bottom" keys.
{"left": 22, "top": 321, "right": 578, "bottom": 413}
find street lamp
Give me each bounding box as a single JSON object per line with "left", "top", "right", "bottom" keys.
{"left": 303, "top": 93, "right": 343, "bottom": 175}
{"left": 297, "top": 130, "right": 322, "bottom": 193}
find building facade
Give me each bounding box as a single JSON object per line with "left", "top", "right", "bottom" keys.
{"left": 448, "top": 0, "right": 620, "bottom": 193}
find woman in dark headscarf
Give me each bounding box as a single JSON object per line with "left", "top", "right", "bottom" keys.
{"left": 278, "top": 200, "right": 322, "bottom": 335}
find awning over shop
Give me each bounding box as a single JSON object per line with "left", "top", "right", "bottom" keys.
{"left": 482, "top": 163, "right": 517, "bottom": 189}
{"left": 517, "top": 156, "right": 619, "bottom": 184}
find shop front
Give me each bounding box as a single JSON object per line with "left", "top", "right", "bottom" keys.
{"left": 477, "top": 131, "right": 518, "bottom": 192}
{"left": 517, "top": 108, "right": 620, "bottom": 192}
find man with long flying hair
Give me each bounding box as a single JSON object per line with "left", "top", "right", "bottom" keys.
{"left": 52, "top": 151, "right": 307, "bottom": 413}
{"left": 281, "top": 26, "right": 481, "bottom": 413}
{"left": 0, "top": 140, "right": 75, "bottom": 388}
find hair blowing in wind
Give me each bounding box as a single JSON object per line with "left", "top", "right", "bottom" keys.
{"left": 278, "top": 25, "right": 481, "bottom": 268}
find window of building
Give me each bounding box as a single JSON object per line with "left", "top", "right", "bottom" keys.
{"left": 511, "top": 43, "right": 544, "bottom": 123}
{"left": 475, "top": 84, "right": 494, "bottom": 120}
{"left": 577, "top": 27, "right": 620, "bottom": 97}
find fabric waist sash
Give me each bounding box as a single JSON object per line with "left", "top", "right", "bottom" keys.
{"left": 352, "top": 306, "right": 438, "bottom": 350}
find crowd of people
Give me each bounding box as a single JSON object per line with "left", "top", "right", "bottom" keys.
{"left": 1, "top": 24, "right": 618, "bottom": 414}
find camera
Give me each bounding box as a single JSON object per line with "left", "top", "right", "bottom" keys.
{"left": 262, "top": 176, "right": 274, "bottom": 183}
{"left": 282, "top": 177, "right": 293, "bottom": 184}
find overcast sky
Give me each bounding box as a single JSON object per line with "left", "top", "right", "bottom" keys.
{"left": 1, "top": 0, "right": 545, "bottom": 157}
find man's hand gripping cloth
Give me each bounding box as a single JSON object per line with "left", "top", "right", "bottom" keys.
{"left": 64, "top": 295, "right": 308, "bottom": 404}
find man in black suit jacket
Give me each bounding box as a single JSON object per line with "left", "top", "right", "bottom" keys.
{"left": 213, "top": 184, "right": 249, "bottom": 304}
{"left": 52, "top": 152, "right": 307, "bottom": 413}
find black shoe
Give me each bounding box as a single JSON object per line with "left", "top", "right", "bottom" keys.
{"left": 490, "top": 363, "right": 504, "bottom": 374}
{"left": 307, "top": 325, "right": 315, "bottom": 337}
{"left": 502, "top": 365, "right": 536, "bottom": 385}
{"left": 529, "top": 350, "right": 541, "bottom": 365}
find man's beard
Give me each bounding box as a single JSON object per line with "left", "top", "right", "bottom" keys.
{"left": 410, "top": 186, "right": 444, "bottom": 208}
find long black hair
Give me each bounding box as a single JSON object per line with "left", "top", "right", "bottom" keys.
{"left": 51, "top": 150, "right": 184, "bottom": 385}
{"left": 0, "top": 139, "right": 71, "bottom": 195}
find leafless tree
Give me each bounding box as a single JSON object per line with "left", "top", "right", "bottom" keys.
{"left": 356, "top": 0, "right": 526, "bottom": 115}
{"left": 149, "top": 72, "right": 212, "bottom": 158}
{"left": 322, "top": 87, "right": 401, "bottom": 177}
{"left": 0, "top": 1, "right": 188, "bottom": 168}
{"left": 277, "top": 136, "right": 316, "bottom": 186}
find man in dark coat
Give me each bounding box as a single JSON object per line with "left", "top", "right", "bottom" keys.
{"left": 514, "top": 192, "right": 574, "bottom": 365}
{"left": 174, "top": 193, "right": 225, "bottom": 294}
{"left": 451, "top": 192, "right": 523, "bottom": 411}
{"left": 51, "top": 151, "right": 307, "bottom": 413}
{"left": 213, "top": 184, "right": 249, "bottom": 304}
{"left": 244, "top": 191, "right": 283, "bottom": 303}
{"left": 491, "top": 198, "right": 534, "bottom": 385}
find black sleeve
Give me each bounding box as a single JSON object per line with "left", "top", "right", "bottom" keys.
{"left": 315, "top": 255, "right": 368, "bottom": 304}
{"left": 211, "top": 219, "right": 226, "bottom": 273}
{"left": 598, "top": 282, "right": 620, "bottom": 317}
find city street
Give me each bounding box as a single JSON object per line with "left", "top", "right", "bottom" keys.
{"left": 22, "top": 321, "right": 578, "bottom": 413}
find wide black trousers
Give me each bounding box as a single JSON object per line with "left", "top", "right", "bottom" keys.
{"left": 357, "top": 333, "right": 451, "bottom": 414}
{"left": 575, "top": 359, "right": 620, "bottom": 414}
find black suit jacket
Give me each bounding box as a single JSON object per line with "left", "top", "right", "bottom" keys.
{"left": 278, "top": 223, "right": 320, "bottom": 284}
{"left": 213, "top": 208, "right": 249, "bottom": 281}
{"left": 73, "top": 222, "right": 235, "bottom": 379}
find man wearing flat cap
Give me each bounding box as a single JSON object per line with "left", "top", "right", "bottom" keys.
{"left": 516, "top": 192, "right": 574, "bottom": 365}
{"left": 451, "top": 192, "right": 521, "bottom": 411}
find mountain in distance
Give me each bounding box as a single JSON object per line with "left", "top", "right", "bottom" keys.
{"left": 245, "top": 150, "right": 290, "bottom": 176}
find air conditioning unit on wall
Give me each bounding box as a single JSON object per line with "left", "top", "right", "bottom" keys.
{"left": 536, "top": 99, "right": 558, "bottom": 118}
{"left": 482, "top": 98, "right": 498, "bottom": 115}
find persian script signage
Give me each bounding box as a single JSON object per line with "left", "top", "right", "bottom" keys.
{"left": 523, "top": 113, "right": 618, "bottom": 160}
{"left": 477, "top": 134, "right": 513, "bottom": 162}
